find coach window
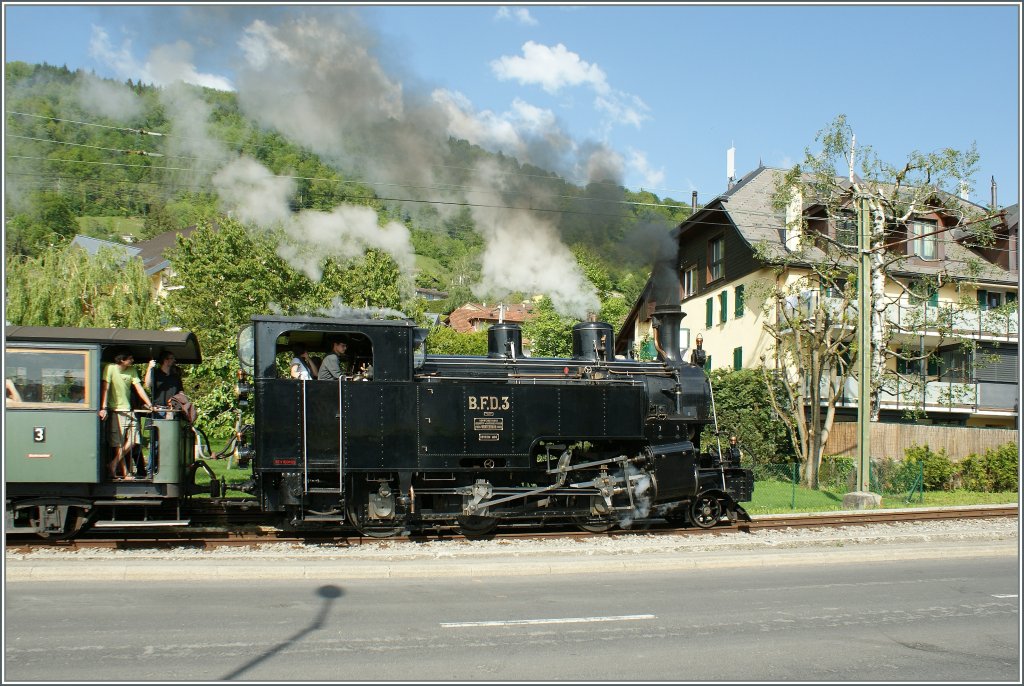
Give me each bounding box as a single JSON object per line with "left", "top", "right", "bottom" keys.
{"left": 4, "top": 348, "right": 93, "bottom": 408}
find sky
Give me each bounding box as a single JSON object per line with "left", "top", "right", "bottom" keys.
{"left": 4, "top": 3, "right": 1021, "bottom": 205}
{"left": 2, "top": 3, "right": 1021, "bottom": 315}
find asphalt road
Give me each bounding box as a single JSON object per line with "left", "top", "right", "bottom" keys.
{"left": 4, "top": 554, "right": 1018, "bottom": 681}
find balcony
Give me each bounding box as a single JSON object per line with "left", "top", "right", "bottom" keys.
{"left": 817, "top": 376, "right": 1018, "bottom": 416}
{"left": 887, "top": 303, "right": 1018, "bottom": 342}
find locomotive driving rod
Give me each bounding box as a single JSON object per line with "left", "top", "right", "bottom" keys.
{"left": 464, "top": 452, "right": 642, "bottom": 514}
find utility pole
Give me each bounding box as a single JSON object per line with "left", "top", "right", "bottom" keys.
{"left": 856, "top": 194, "right": 872, "bottom": 492}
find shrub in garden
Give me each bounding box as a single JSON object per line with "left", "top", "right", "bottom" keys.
{"left": 902, "top": 444, "right": 955, "bottom": 491}
{"left": 958, "top": 441, "right": 1019, "bottom": 493}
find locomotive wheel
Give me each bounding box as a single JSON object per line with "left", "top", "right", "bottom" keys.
{"left": 572, "top": 515, "right": 617, "bottom": 533}
{"left": 345, "top": 483, "right": 405, "bottom": 538}
{"left": 456, "top": 515, "right": 499, "bottom": 539}
{"left": 689, "top": 495, "right": 724, "bottom": 529}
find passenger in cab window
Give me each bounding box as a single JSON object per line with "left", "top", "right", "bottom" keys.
{"left": 289, "top": 343, "right": 319, "bottom": 381}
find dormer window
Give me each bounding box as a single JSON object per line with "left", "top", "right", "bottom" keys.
{"left": 835, "top": 213, "right": 857, "bottom": 247}
{"left": 909, "top": 220, "right": 938, "bottom": 260}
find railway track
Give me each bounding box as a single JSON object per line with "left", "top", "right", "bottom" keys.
{"left": 6, "top": 504, "right": 1016, "bottom": 553}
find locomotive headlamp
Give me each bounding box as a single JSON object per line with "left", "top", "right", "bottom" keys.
{"left": 234, "top": 371, "right": 252, "bottom": 408}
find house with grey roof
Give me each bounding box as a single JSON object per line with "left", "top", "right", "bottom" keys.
{"left": 616, "top": 165, "right": 1018, "bottom": 433}
{"left": 70, "top": 227, "right": 195, "bottom": 297}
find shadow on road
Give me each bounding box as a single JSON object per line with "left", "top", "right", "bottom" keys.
{"left": 221, "top": 584, "right": 343, "bottom": 680}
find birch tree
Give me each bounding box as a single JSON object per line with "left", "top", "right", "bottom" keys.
{"left": 771, "top": 115, "right": 1002, "bottom": 469}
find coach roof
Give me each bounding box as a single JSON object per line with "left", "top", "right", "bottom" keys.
{"left": 5, "top": 326, "right": 202, "bottom": 364}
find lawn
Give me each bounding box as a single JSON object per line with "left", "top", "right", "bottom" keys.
{"left": 746, "top": 478, "right": 1018, "bottom": 514}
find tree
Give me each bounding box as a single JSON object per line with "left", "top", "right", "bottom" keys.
{"left": 162, "top": 217, "right": 411, "bottom": 433}
{"left": 768, "top": 115, "right": 998, "bottom": 485}
{"left": 425, "top": 325, "right": 489, "bottom": 355}
{"left": 521, "top": 296, "right": 575, "bottom": 358}
{"left": 749, "top": 256, "right": 858, "bottom": 486}
{"left": 699, "top": 368, "right": 794, "bottom": 466}
{"left": 5, "top": 243, "right": 159, "bottom": 328}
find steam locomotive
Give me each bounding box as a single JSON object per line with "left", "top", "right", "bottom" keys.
{"left": 5, "top": 305, "right": 753, "bottom": 540}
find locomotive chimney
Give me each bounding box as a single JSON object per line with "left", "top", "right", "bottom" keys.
{"left": 651, "top": 226, "right": 686, "bottom": 369}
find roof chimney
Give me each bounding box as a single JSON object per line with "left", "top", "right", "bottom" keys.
{"left": 691, "top": 191, "right": 697, "bottom": 213}
{"left": 991, "top": 176, "right": 998, "bottom": 210}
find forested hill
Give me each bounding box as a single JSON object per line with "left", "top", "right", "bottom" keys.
{"left": 5, "top": 61, "right": 693, "bottom": 313}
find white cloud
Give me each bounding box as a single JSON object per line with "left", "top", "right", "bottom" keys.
{"left": 495, "top": 7, "right": 538, "bottom": 26}
{"left": 491, "top": 41, "right": 608, "bottom": 95}
{"left": 89, "top": 25, "right": 234, "bottom": 91}
{"left": 627, "top": 149, "right": 665, "bottom": 189}
{"left": 595, "top": 91, "right": 650, "bottom": 129}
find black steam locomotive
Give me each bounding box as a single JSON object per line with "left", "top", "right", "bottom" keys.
{"left": 235, "top": 301, "right": 753, "bottom": 537}
{"left": 5, "top": 304, "right": 753, "bottom": 539}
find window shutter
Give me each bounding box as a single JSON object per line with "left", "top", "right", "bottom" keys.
{"left": 704, "top": 355, "right": 711, "bottom": 372}
{"left": 720, "top": 291, "right": 728, "bottom": 324}
{"left": 928, "top": 289, "right": 938, "bottom": 307}
{"left": 733, "top": 346, "right": 743, "bottom": 370}
{"left": 706, "top": 298, "right": 713, "bottom": 328}
{"left": 896, "top": 356, "right": 906, "bottom": 374}
{"left": 977, "top": 289, "right": 988, "bottom": 310}
{"left": 735, "top": 285, "right": 745, "bottom": 317}
{"left": 927, "top": 355, "right": 938, "bottom": 376}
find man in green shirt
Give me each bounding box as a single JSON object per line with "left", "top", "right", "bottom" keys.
{"left": 98, "top": 349, "right": 153, "bottom": 480}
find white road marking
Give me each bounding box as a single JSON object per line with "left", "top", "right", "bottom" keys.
{"left": 441, "top": 614, "right": 656, "bottom": 628}
{"left": 992, "top": 594, "right": 1018, "bottom": 598}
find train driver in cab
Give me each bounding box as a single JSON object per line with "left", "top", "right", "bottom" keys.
{"left": 317, "top": 337, "right": 351, "bottom": 381}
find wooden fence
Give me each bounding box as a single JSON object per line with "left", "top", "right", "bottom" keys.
{"left": 824, "top": 422, "right": 1018, "bottom": 461}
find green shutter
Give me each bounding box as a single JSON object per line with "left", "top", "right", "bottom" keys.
{"left": 719, "top": 291, "right": 728, "bottom": 323}
{"left": 706, "top": 298, "right": 713, "bottom": 328}
{"left": 735, "top": 285, "right": 745, "bottom": 317}
{"left": 704, "top": 355, "right": 711, "bottom": 372}
{"left": 977, "top": 289, "right": 988, "bottom": 310}
{"left": 928, "top": 289, "right": 938, "bottom": 307}
{"left": 927, "top": 355, "right": 938, "bottom": 376}
{"left": 896, "top": 355, "right": 907, "bottom": 374}
{"left": 733, "top": 346, "right": 743, "bottom": 370}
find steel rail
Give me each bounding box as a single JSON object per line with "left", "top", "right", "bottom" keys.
{"left": 5, "top": 504, "right": 1016, "bottom": 553}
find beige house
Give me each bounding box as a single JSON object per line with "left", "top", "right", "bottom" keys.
{"left": 616, "top": 166, "right": 1019, "bottom": 430}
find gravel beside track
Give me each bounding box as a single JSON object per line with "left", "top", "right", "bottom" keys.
{"left": 5, "top": 511, "right": 1018, "bottom": 581}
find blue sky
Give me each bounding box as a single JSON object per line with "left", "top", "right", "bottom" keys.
{"left": 3, "top": 3, "right": 1021, "bottom": 205}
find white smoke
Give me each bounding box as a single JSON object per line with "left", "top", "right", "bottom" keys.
{"left": 230, "top": 12, "right": 605, "bottom": 317}
{"left": 213, "top": 155, "right": 415, "bottom": 281}
{"left": 75, "top": 74, "right": 144, "bottom": 122}
{"left": 212, "top": 157, "right": 296, "bottom": 226}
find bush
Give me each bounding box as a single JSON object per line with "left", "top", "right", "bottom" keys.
{"left": 902, "top": 444, "right": 955, "bottom": 491}
{"left": 958, "top": 441, "right": 1019, "bottom": 493}
{"left": 817, "top": 455, "right": 855, "bottom": 491}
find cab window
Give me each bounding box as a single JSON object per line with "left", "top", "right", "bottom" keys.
{"left": 5, "top": 348, "right": 93, "bottom": 408}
